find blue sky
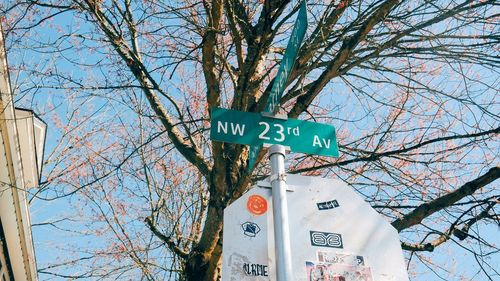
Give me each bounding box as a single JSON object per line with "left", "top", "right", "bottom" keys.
{"left": 2, "top": 1, "right": 498, "bottom": 280}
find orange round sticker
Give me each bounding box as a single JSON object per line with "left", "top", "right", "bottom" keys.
{"left": 247, "top": 195, "right": 268, "bottom": 215}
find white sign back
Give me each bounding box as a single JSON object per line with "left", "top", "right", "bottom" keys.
{"left": 222, "top": 174, "right": 409, "bottom": 281}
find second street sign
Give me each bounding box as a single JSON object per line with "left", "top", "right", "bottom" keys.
{"left": 210, "top": 108, "right": 339, "bottom": 157}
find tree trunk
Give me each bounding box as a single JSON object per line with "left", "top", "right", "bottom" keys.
{"left": 185, "top": 199, "right": 225, "bottom": 280}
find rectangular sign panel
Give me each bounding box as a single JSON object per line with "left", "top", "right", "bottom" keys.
{"left": 210, "top": 108, "right": 339, "bottom": 157}
{"left": 264, "top": 0, "right": 308, "bottom": 114}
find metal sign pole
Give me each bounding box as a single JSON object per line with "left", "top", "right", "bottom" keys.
{"left": 269, "top": 144, "right": 293, "bottom": 281}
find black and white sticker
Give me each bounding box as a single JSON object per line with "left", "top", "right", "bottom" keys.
{"left": 316, "top": 199, "right": 339, "bottom": 210}
{"left": 241, "top": 222, "right": 261, "bottom": 237}
{"left": 243, "top": 263, "right": 268, "bottom": 276}
{"left": 310, "top": 230, "right": 343, "bottom": 248}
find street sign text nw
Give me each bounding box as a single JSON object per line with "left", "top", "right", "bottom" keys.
{"left": 210, "top": 108, "right": 339, "bottom": 157}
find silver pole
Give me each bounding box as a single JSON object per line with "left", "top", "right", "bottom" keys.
{"left": 269, "top": 144, "right": 293, "bottom": 281}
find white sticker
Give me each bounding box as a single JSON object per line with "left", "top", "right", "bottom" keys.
{"left": 306, "top": 261, "right": 373, "bottom": 281}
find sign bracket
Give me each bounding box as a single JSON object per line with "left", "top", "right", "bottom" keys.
{"left": 257, "top": 177, "right": 295, "bottom": 192}
{"left": 261, "top": 112, "right": 287, "bottom": 120}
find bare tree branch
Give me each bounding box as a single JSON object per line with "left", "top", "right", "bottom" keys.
{"left": 392, "top": 167, "right": 500, "bottom": 231}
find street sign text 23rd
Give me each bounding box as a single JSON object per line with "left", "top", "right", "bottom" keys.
{"left": 210, "top": 108, "right": 339, "bottom": 157}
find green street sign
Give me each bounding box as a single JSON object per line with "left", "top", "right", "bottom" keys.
{"left": 211, "top": 108, "right": 339, "bottom": 157}
{"left": 264, "top": 0, "right": 308, "bottom": 114}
